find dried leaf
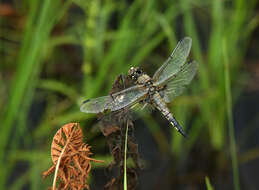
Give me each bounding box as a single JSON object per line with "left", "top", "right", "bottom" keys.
{"left": 43, "top": 123, "right": 104, "bottom": 190}
{"left": 51, "top": 123, "right": 83, "bottom": 164}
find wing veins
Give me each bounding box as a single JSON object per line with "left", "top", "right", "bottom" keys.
{"left": 161, "top": 60, "right": 198, "bottom": 102}
{"left": 153, "top": 37, "right": 192, "bottom": 86}
{"left": 80, "top": 85, "right": 148, "bottom": 113}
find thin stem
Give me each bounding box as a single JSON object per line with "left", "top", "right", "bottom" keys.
{"left": 205, "top": 176, "right": 214, "bottom": 190}
{"left": 123, "top": 121, "right": 129, "bottom": 190}
{"left": 223, "top": 39, "right": 240, "bottom": 190}
{"left": 52, "top": 141, "right": 68, "bottom": 190}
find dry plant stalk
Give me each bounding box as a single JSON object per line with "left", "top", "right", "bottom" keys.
{"left": 99, "top": 75, "right": 141, "bottom": 190}
{"left": 42, "top": 123, "right": 104, "bottom": 190}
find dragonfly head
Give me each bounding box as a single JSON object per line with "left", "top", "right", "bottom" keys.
{"left": 128, "top": 67, "right": 143, "bottom": 82}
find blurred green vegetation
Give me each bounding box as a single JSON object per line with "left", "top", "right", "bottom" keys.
{"left": 205, "top": 176, "right": 214, "bottom": 190}
{"left": 0, "top": 0, "right": 258, "bottom": 189}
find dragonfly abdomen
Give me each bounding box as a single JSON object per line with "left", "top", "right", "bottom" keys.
{"left": 152, "top": 92, "right": 186, "bottom": 137}
{"left": 166, "top": 114, "right": 186, "bottom": 137}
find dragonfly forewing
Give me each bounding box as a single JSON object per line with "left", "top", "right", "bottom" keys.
{"left": 80, "top": 96, "right": 113, "bottom": 113}
{"left": 80, "top": 85, "right": 148, "bottom": 113}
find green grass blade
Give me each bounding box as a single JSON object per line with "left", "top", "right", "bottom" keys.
{"left": 124, "top": 121, "right": 129, "bottom": 190}
{"left": 223, "top": 40, "right": 240, "bottom": 190}
{"left": 205, "top": 176, "right": 214, "bottom": 190}
{"left": 207, "top": 0, "right": 225, "bottom": 149}
{"left": 0, "top": 0, "right": 71, "bottom": 188}
{"left": 38, "top": 79, "right": 79, "bottom": 100}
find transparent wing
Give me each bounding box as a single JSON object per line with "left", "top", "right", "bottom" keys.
{"left": 129, "top": 101, "right": 155, "bottom": 119}
{"left": 80, "top": 85, "right": 148, "bottom": 113}
{"left": 80, "top": 96, "right": 113, "bottom": 114}
{"left": 160, "top": 60, "right": 198, "bottom": 103}
{"left": 153, "top": 37, "right": 192, "bottom": 86}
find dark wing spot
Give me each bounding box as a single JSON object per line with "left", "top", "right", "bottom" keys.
{"left": 82, "top": 99, "right": 90, "bottom": 104}
{"left": 187, "top": 59, "right": 193, "bottom": 64}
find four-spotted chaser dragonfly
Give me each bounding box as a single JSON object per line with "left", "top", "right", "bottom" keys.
{"left": 80, "top": 37, "right": 198, "bottom": 137}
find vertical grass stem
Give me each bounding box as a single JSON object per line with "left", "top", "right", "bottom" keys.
{"left": 223, "top": 40, "right": 240, "bottom": 190}
{"left": 123, "top": 121, "right": 129, "bottom": 190}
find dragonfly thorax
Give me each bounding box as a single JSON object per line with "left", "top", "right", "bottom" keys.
{"left": 137, "top": 74, "right": 151, "bottom": 85}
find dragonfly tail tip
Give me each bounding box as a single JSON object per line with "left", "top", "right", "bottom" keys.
{"left": 180, "top": 130, "right": 187, "bottom": 138}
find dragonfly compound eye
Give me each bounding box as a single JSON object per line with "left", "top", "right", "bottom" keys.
{"left": 128, "top": 67, "right": 136, "bottom": 76}
{"left": 136, "top": 70, "right": 142, "bottom": 75}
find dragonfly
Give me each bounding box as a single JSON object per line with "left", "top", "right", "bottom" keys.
{"left": 80, "top": 37, "right": 198, "bottom": 137}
